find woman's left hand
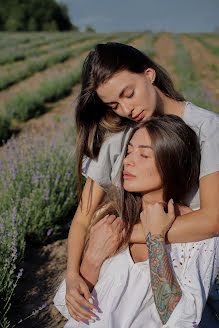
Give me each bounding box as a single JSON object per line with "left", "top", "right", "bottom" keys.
{"left": 140, "top": 199, "right": 175, "bottom": 237}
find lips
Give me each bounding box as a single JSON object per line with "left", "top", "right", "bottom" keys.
{"left": 132, "top": 111, "right": 144, "bottom": 121}
{"left": 123, "top": 170, "right": 136, "bottom": 179}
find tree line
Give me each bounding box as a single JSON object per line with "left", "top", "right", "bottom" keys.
{"left": 0, "top": 0, "right": 78, "bottom": 31}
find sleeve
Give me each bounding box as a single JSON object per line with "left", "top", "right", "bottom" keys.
{"left": 162, "top": 237, "right": 219, "bottom": 328}
{"left": 199, "top": 117, "right": 219, "bottom": 179}
{"left": 82, "top": 128, "right": 131, "bottom": 191}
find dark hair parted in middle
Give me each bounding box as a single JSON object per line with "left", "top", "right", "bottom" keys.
{"left": 82, "top": 115, "right": 200, "bottom": 258}
{"left": 75, "top": 42, "right": 185, "bottom": 196}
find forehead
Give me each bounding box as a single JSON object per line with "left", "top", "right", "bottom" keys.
{"left": 129, "top": 128, "right": 152, "bottom": 147}
{"left": 96, "top": 70, "right": 141, "bottom": 102}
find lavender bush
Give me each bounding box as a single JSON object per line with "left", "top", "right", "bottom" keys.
{"left": 0, "top": 117, "right": 78, "bottom": 326}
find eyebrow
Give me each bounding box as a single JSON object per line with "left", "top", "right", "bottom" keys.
{"left": 105, "top": 85, "right": 132, "bottom": 105}
{"left": 128, "top": 142, "right": 153, "bottom": 150}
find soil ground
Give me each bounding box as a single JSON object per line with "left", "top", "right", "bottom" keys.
{"left": 9, "top": 239, "right": 68, "bottom": 328}
{"left": 182, "top": 35, "right": 219, "bottom": 105}
{"left": 153, "top": 33, "right": 178, "bottom": 87}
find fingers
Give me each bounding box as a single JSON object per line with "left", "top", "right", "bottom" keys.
{"left": 66, "top": 299, "right": 96, "bottom": 322}
{"left": 168, "top": 199, "right": 175, "bottom": 220}
{"left": 93, "top": 214, "right": 109, "bottom": 229}
{"left": 106, "top": 214, "right": 117, "bottom": 224}
{"left": 66, "top": 292, "right": 97, "bottom": 322}
{"left": 81, "top": 282, "right": 93, "bottom": 304}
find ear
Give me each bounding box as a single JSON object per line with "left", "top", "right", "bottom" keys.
{"left": 144, "top": 68, "right": 156, "bottom": 84}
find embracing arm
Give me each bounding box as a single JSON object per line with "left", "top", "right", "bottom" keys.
{"left": 80, "top": 214, "right": 124, "bottom": 291}
{"left": 146, "top": 232, "right": 182, "bottom": 324}
{"left": 66, "top": 178, "right": 104, "bottom": 278}
{"left": 131, "top": 172, "right": 219, "bottom": 243}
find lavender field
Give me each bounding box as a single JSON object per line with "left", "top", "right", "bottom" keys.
{"left": 0, "top": 31, "right": 218, "bottom": 327}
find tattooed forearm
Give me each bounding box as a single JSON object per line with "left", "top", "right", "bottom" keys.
{"left": 146, "top": 232, "right": 182, "bottom": 325}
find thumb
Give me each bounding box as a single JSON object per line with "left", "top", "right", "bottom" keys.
{"left": 80, "top": 281, "right": 92, "bottom": 301}
{"left": 168, "top": 199, "right": 175, "bottom": 221}
{"left": 121, "top": 227, "right": 126, "bottom": 240}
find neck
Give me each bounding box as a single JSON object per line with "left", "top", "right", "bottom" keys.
{"left": 155, "top": 87, "right": 186, "bottom": 118}
{"left": 142, "top": 189, "right": 165, "bottom": 209}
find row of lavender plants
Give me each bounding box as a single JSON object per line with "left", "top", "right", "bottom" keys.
{"left": 140, "top": 32, "right": 159, "bottom": 58}
{"left": 0, "top": 34, "right": 113, "bottom": 90}
{"left": 172, "top": 34, "right": 217, "bottom": 111}
{"left": 188, "top": 34, "right": 219, "bottom": 57}
{"left": 0, "top": 32, "right": 143, "bottom": 142}
{"left": 0, "top": 117, "right": 78, "bottom": 327}
{"left": 0, "top": 32, "right": 92, "bottom": 64}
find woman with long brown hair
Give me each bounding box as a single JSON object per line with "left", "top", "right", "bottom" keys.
{"left": 64, "top": 42, "right": 219, "bottom": 323}
{"left": 54, "top": 115, "right": 218, "bottom": 327}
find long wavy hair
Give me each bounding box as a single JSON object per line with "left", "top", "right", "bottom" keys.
{"left": 82, "top": 115, "right": 200, "bottom": 259}
{"left": 75, "top": 42, "right": 185, "bottom": 197}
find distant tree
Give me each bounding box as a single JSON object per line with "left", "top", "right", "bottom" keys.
{"left": 27, "top": 17, "right": 37, "bottom": 31}
{"left": 42, "top": 21, "right": 58, "bottom": 31}
{"left": 85, "top": 24, "right": 96, "bottom": 33}
{"left": 0, "top": 0, "right": 77, "bottom": 31}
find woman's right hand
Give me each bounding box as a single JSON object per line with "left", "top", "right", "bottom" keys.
{"left": 65, "top": 272, "right": 96, "bottom": 322}
{"left": 65, "top": 214, "right": 125, "bottom": 322}
{"left": 86, "top": 214, "right": 125, "bottom": 265}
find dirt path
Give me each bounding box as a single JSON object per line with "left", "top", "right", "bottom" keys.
{"left": 9, "top": 239, "right": 68, "bottom": 328}
{"left": 204, "top": 37, "right": 219, "bottom": 47}
{"left": 153, "top": 33, "right": 178, "bottom": 87}
{"left": 0, "top": 34, "right": 146, "bottom": 143}
{"left": 0, "top": 35, "right": 144, "bottom": 110}
{"left": 130, "top": 34, "right": 146, "bottom": 49}
{"left": 0, "top": 51, "right": 90, "bottom": 109}
{"left": 0, "top": 39, "right": 95, "bottom": 75}
{"left": 182, "top": 35, "right": 219, "bottom": 100}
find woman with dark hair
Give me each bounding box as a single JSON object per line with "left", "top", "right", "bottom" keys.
{"left": 64, "top": 42, "right": 219, "bottom": 323}
{"left": 54, "top": 115, "right": 218, "bottom": 327}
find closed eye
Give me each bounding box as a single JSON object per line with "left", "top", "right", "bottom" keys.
{"left": 127, "top": 91, "right": 134, "bottom": 98}
{"left": 141, "top": 154, "right": 149, "bottom": 158}
{"left": 110, "top": 104, "right": 118, "bottom": 110}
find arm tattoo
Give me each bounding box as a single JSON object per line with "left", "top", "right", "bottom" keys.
{"left": 146, "top": 232, "right": 182, "bottom": 324}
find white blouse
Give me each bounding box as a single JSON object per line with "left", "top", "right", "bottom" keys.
{"left": 54, "top": 236, "right": 219, "bottom": 328}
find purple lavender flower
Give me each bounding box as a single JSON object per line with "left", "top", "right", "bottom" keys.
{"left": 17, "top": 268, "right": 24, "bottom": 279}
{"left": 47, "top": 228, "right": 53, "bottom": 236}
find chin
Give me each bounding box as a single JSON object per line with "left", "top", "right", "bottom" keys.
{"left": 123, "top": 182, "right": 139, "bottom": 193}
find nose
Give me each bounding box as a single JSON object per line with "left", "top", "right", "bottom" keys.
{"left": 121, "top": 101, "right": 134, "bottom": 116}
{"left": 124, "top": 152, "right": 135, "bottom": 166}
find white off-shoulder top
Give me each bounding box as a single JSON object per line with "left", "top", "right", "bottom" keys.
{"left": 54, "top": 234, "right": 219, "bottom": 328}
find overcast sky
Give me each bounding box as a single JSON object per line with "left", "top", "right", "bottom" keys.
{"left": 58, "top": 0, "right": 219, "bottom": 33}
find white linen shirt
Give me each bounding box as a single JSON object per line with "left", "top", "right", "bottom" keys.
{"left": 54, "top": 234, "right": 219, "bottom": 328}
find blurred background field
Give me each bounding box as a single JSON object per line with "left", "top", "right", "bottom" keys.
{"left": 0, "top": 2, "right": 219, "bottom": 327}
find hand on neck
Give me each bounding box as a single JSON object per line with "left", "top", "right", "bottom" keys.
{"left": 142, "top": 189, "right": 165, "bottom": 210}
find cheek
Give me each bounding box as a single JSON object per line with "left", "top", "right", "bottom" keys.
{"left": 144, "top": 165, "right": 162, "bottom": 186}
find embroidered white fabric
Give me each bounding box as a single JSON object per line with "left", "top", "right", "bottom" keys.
{"left": 53, "top": 235, "right": 219, "bottom": 328}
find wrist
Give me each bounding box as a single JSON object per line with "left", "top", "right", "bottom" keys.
{"left": 82, "top": 251, "right": 103, "bottom": 270}
{"left": 147, "top": 231, "right": 166, "bottom": 238}
{"left": 66, "top": 270, "right": 79, "bottom": 280}
{"left": 146, "top": 232, "right": 166, "bottom": 243}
